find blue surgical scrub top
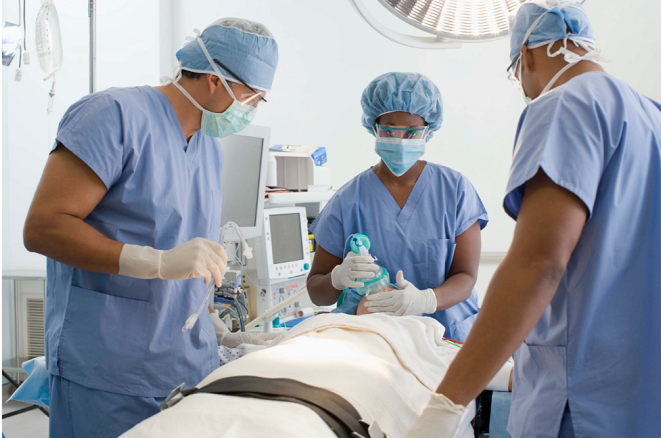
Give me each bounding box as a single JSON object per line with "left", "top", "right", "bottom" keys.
{"left": 310, "top": 163, "right": 488, "bottom": 341}
{"left": 46, "top": 86, "right": 222, "bottom": 397}
{"left": 504, "top": 72, "right": 661, "bottom": 438}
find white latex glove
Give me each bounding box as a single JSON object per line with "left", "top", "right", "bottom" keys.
{"left": 364, "top": 270, "right": 437, "bottom": 316}
{"left": 209, "top": 312, "right": 280, "bottom": 349}
{"left": 404, "top": 393, "right": 469, "bottom": 438}
{"left": 118, "top": 238, "right": 228, "bottom": 287}
{"left": 331, "top": 251, "right": 380, "bottom": 290}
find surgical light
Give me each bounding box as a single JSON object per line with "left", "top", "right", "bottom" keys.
{"left": 350, "top": 0, "right": 524, "bottom": 49}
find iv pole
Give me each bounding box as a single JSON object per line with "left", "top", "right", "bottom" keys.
{"left": 88, "top": 0, "right": 96, "bottom": 93}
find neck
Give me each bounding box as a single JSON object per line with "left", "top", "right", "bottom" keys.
{"left": 155, "top": 82, "right": 201, "bottom": 142}
{"left": 547, "top": 60, "right": 605, "bottom": 92}
{"left": 373, "top": 160, "right": 425, "bottom": 186}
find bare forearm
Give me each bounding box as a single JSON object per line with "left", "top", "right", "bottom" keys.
{"left": 306, "top": 273, "right": 342, "bottom": 306}
{"left": 432, "top": 272, "right": 476, "bottom": 311}
{"left": 24, "top": 213, "right": 124, "bottom": 274}
{"left": 436, "top": 255, "right": 564, "bottom": 405}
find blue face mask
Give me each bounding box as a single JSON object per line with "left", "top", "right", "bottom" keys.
{"left": 375, "top": 138, "right": 426, "bottom": 177}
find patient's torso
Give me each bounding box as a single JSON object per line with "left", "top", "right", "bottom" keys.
{"left": 203, "top": 328, "right": 431, "bottom": 436}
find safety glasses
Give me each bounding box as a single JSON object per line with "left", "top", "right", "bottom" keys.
{"left": 506, "top": 54, "right": 521, "bottom": 83}
{"left": 213, "top": 58, "right": 267, "bottom": 107}
{"left": 374, "top": 124, "right": 428, "bottom": 140}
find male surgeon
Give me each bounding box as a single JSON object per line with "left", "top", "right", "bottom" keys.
{"left": 23, "top": 19, "right": 278, "bottom": 438}
{"left": 406, "top": 1, "right": 660, "bottom": 437}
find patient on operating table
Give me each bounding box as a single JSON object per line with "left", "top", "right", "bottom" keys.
{"left": 123, "top": 312, "right": 513, "bottom": 438}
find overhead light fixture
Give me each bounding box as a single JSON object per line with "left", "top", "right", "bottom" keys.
{"left": 350, "top": 0, "right": 524, "bottom": 49}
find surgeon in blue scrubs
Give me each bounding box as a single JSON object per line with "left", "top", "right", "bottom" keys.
{"left": 406, "top": 2, "right": 661, "bottom": 437}
{"left": 307, "top": 72, "right": 488, "bottom": 342}
{"left": 23, "top": 19, "right": 278, "bottom": 438}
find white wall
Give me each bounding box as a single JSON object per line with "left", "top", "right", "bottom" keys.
{"left": 3, "top": 0, "right": 661, "bottom": 277}
{"left": 173, "top": 0, "right": 661, "bottom": 253}
{"left": 2, "top": 0, "right": 163, "bottom": 271}
{"left": 172, "top": 0, "right": 661, "bottom": 299}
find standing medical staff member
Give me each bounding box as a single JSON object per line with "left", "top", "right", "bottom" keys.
{"left": 23, "top": 19, "right": 278, "bottom": 438}
{"left": 406, "top": 2, "right": 661, "bottom": 437}
{"left": 307, "top": 72, "right": 488, "bottom": 342}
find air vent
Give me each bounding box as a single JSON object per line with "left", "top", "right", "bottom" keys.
{"left": 26, "top": 298, "right": 45, "bottom": 358}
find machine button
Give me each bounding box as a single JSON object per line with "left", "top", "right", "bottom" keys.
{"left": 304, "top": 263, "right": 310, "bottom": 270}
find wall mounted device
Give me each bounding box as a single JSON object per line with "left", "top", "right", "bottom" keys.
{"left": 271, "top": 152, "right": 332, "bottom": 192}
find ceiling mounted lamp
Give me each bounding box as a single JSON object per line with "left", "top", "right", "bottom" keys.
{"left": 350, "top": 0, "right": 525, "bottom": 49}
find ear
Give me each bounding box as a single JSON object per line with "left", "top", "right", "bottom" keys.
{"left": 206, "top": 74, "right": 222, "bottom": 94}
{"left": 521, "top": 45, "right": 534, "bottom": 73}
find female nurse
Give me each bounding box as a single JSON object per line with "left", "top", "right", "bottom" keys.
{"left": 307, "top": 72, "right": 488, "bottom": 342}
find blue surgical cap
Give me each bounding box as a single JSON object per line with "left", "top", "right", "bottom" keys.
{"left": 361, "top": 72, "right": 443, "bottom": 141}
{"left": 177, "top": 18, "right": 279, "bottom": 91}
{"left": 508, "top": 1, "right": 595, "bottom": 65}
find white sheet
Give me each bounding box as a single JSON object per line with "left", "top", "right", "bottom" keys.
{"left": 123, "top": 314, "right": 511, "bottom": 438}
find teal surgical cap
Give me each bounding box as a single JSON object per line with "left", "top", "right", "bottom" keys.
{"left": 509, "top": 0, "right": 595, "bottom": 65}
{"left": 361, "top": 72, "right": 443, "bottom": 141}
{"left": 177, "top": 18, "right": 279, "bottom": 91}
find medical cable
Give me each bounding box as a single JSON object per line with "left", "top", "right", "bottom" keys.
{"left": 214, "top": 289, "right": 247, "bottom": 330}
{"left": 219, "top": 306, "right": 240, "bottom": 328}
{"left": 182, "top": 222, "right": 253, "bottom": 332}
{"left": 22, "top": 0, "right": 26, "bottom": 52}
{"left": 231, "top": 300, "right": 245, "bottom": 332}
{"left": 217, "top": 281, "right": 249, "bottom": 331}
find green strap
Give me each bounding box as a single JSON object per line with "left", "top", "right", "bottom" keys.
{"left": 336, "top": 289, "right": 347, "bottom": 306}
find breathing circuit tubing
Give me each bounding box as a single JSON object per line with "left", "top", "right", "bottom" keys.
{"left": 181, "top": 222, "right": 253, "bottom": 332}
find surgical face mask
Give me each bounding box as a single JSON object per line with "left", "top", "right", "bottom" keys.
{"left": 516, "top": 58, "right": 533, "bottom": 105}
{"left": 166, "top": 32, "right": 258, "bottom": 138}
{"left": 375, "top": 137, "right": 425, "bottom": 177}
{"left": 172, "top": 78, "right": 257, "bottom": 138}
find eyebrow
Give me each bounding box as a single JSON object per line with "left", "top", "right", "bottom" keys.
{"left": 380, "top": 124, "right": 427, "bottom": 129}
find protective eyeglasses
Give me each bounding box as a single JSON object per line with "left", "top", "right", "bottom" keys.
{"left": 374, "top": 124, "right": 428, "bottom": 140}
{"left": 506, "top": 54, "right": 521, "bottom": 83}
{"left": 213, "top": 58, "right": 267, "bottom": 107}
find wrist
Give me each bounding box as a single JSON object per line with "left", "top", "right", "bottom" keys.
{"left": 436, "top": 383, "right": 474, "bottom": 407}
{"left": 429, "top": 392, "right": 468, "bottom": 412}
{"left": 330, "top": 265, "right": 344, "bottom": 291}
{"left": 118, "top": 244, "right": 162, "bottom": 279}
{"left": 426, "top": 288, "right": 439, "bottom": 313}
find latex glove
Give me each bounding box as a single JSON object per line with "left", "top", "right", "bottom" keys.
{"left": 209, "top": 312, "right": 280, "bottom": 348}
{"left": 364, "top": 270, "right": 436, "bottom": 316}
{"left": 119, "top": 238, "right": 228, "bottom": 287}
{"left": 404, "top": 392, "right": 470, "bottom": 438}
{"left": 331, "top": 251, "right": 380, "bottom": 290}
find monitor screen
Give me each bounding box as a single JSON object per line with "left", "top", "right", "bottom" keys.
{"left": 269, "top": 213, "right": 304, "bottom": 264}
{"left": 219, "top": 135, "right": 264, "bottom": 228}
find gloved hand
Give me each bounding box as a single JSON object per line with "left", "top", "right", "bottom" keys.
{"left": 118, "top": 238, "right": 228, "bottom": 287}
{"left": 404, "top": 392, "right": 470, "bottom": 438}
{"left": 209, "top": 311, "right": 280, "bottom": 348}
{"left": 331, "top": 252, "right": 380, "bottom": 290}
{"left": 364, "top": 270, "right": 437, "bottom": 316}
